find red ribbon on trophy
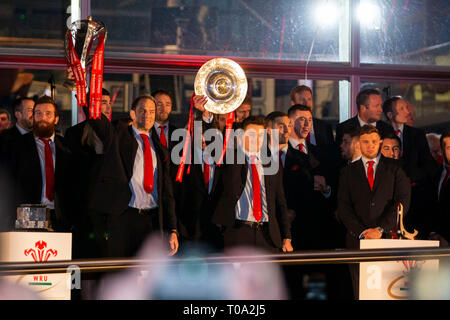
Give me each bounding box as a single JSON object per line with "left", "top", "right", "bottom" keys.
{"left": 216, "top": 111, "right": 235, "bottom": 167}
{"left": 175, "top": 92, "right": 196, "bottom": 183}
{"left": 66, "top": 20, "right": 106, "bottom": 120}
{"left": 88, "top": 33, "right": 105, "bottom": 119}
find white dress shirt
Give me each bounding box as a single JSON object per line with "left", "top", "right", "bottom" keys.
{"left": 357, "top": 114, "right": 376, "bottom": 127}
{"left": 34, "top": 134, "right": 56, "bottom": 209}
{"left": 128, "top": 125, "right": 158, "bottom": 209}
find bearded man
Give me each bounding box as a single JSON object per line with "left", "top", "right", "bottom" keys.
{"left": 8, "top": 96, "right": 72, "bottom": 231}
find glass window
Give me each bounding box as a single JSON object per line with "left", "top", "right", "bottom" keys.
{"left": 0, "top": 0, "right": 70, "bottom": 50}
{"left": 360, "top": 0, "right": 450, "bottom": 66}
{"left": 91, "top": 0, "right": 349, "bottom": 62}
{"left": 361, "top": 80, "right": 450, "bottom": 132}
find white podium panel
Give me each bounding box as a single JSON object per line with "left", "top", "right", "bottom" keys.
{"left": 0, "top": 232, "right": 72, "bottom": 300}
{"left": 359, "top": 239, "right": 439, "bottom": 300}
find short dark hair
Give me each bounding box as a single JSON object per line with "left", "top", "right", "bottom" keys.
{"left": 84, "top": 88, "right": 111, "bottom": 103}
{"left": 34, "top": 95, "right": 59, "bottom": 117}
{"left": 13, "top": 97, "right": 35, "bottom": 113}
{"left": 359, "top": 124, "right": 380, "bottom": 137}
{"left": 265, "top": 111, "right": 287, "bottom": 124}
{"left": 242, "top": 115, "right": 266, "bottom": 130}
{"left": 382, "top": 96, "right": 402, "bottom": 119}
{"left": 290, "top": 85, "right": 312, "bottom": 102}
{"left": 356, "top": 89, "right": 381, "bottom": 111}
{"left": 440, "top": 129, "right": 450, "bottom": 149}
{"left": 241, "top": 96, "right": 252, "bottom": 106}
{"left": 343, "top": 126, "right": 361, "bottom": 139}
{"left": 287, "top": 104, "right": 312, "bottom": 117}
{"left": 131, "top": 95, "right": 156, "bottom": 111}
{"left": 0, "top": 108, "right": 11, "bottom": 121}
{"left": 382, "top": 132, "right": 402, "bottom": 150}
{"left": 152, "top": 89, "right": 173, "bottom": 102}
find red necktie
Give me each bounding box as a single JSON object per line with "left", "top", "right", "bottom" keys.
{"left": 299, "top": 144, "right": 305, "bottom": 153}
{"left": 140, "top": 134, "right": 154, "bottom": 194}
{"left": 203, "top": 160, "right": 210, "bottom": 188}
{"left": 250, "top": 156, "right": 262, "bottom": 222}
{"left": 395, "top": 129, "right": 401, "bottom": 137}
{"left": 367, "top": 160, "right": 375, "bottom": 190}
{"left": 439, "top": 167, "right": 450, "bottom": 202}
{"left": 159, "top": 125, "right": 167, "bottom": 148}
{"left": 40, "top": 138, "right": 55, "bottom": 202}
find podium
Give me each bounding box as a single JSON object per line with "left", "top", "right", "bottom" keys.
{"left": 0, "top": 232, "right": 72, "bottom": 300}
{"left": 359, "top": 239, "right": 439, "bottom": 300}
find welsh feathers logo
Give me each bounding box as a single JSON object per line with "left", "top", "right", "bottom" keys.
{"left": 24, "top": 240, "right": 58, "bottom": 262}
{"left": 387, "top": 260, "right": 426, "bottom": 299}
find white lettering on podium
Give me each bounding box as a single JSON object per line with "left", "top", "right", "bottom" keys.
{"left": 366, "top": 265, "right": 381, "bottom": 290}
{"left": 67, "top": 265, "right": 81, "bottom": 289}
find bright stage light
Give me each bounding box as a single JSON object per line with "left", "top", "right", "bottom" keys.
{"left": 358, "top": 1, "right": 382, "bottom": 30}
{"left": 315, "top": 1, "right": 338, "bottom": 27}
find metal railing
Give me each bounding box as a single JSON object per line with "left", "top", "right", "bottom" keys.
{"left": 1, "top": 246, "right": 450, "bottom": 276}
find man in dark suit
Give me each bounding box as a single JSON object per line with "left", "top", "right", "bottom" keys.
{"left": 87, "top": 95, "right": 179, "bottom": 258}
{"left": 428, "top": 130, "right": 450, "bottom": 246}
{"left": 0, "top": 98, "right": 35, "bottom": 160}
{"left": 212, "top": 116, "right": 293, "bottom": 253}
{"left": 335, "top": 88, "right": 394, "bottom": 148}
{"left": 337, "top": 125, "right": 411, "bottom": 298}
{"left": 64, "top": 89, "right": 112, "bottom": 259}
{"left": 290, "top": 85, "right": 334, "bottom": 150}
{"left": 382, "top": 97, "right": 439, "bottom": 239}
{"left": 176, "top": 129, "right": 224, "bottom": 252}
{"left": 9, "top": 96, "right": 72, "bottom": 231}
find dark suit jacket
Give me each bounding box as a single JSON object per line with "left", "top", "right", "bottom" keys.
{"left": 283, "top": 141, "right": 342, "bottom": 249}
{"left": 211, "top": 155, "right": 291, "bottom": 249}
{"left": 177, "top": 157, "right": 224, "bottom": 245}
{"left": 337, "top": 156, "right": 411, "bottom": 248}
{"left": 426, "top": 167, "right": 450, "bottom": 242}
{"left": 0, "top": 125, "right": 23, "bottom": 164}
{"left": 335, "top": 115, "right": 394, "bottom": 148}
{"left": 401, "top": 124, "right": 440, "bottom": 184}
{"left": 87, "top": 115, "right": 177, "bottom": 233}
{"left": 9, "top": 132, "right": 72, "bottom": 231}
{"left": 312, "top": 118, "right": 334, "bottom": 149}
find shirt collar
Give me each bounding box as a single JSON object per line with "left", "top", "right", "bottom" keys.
{"left": 154, "top": 122, "right": 168, "bottom": 130}
{"left": 357, "top": 114, "right": 376, "bottom": 127}
{"left": 351, "top": 155, "right": 362, "bottom": 163}
{"left": 393, "top": 123, "right": 404, "bottom": 133}
{"left": 289, "top": 137, "right": 306, "bottom": 149}
{"left": 34, "top": 132, "right": 55, "bottom": 143}
{"left": 361, "top": 153, "right": 381, "bottom": 166}
{"left": 16, "top": 123, "right": 29, "bottom": 135}
{"left": 132, "top": 124, "right": 152, "bottom": 138}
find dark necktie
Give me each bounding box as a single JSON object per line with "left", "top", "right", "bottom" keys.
{"left": 367, "top": 160, "right": 375, "bottom": 190}
{"left": 439, "top": 167, "right": 450, "bottom": 202}
{"left": 40, "top": 138, "right": 55, "bottom": 201}
{"left": 250, "top": 156, "right": 262, "bottom": 222}
{"left": 159, "top": 125, "right": 168, "bottom": 148}
{"left": 140, "top": 134, "right": 154, "bottom": 194}
{"left": 279, "top": 150, "right": 284, "bottom": 174}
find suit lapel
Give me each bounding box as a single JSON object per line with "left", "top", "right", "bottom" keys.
{"left": 354, "top": 159, "right": 372, "bottom": 192}
{"left": 121, "top": 126, "right": 138, "bottom": 179}
{"left": 372, "top": 157, "right": 386, "bottom": 193}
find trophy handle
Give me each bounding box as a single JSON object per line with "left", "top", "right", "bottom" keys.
{"left": 398, "top": 202, "right": 419, "bottom": 240}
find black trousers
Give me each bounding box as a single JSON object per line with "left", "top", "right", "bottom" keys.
{"left": 107, "top": 207, "right": 159, "bottom": 258}
{"left": 223, "top": 222, "right": 279, "bottom": 253}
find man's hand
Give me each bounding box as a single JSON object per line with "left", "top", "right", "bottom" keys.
{"left": 168, "top": 232, "right": 179, "bottom": 256}
{"left": 282, "top": 239, "right": 294, "bottom": 252}
{"left": 314, "top": 175, "right": 328, "bottom": 192}
{"left": 363, "top": 228, "right": 383, "bottom": 239}
{"left": 193, "top": 95, "right": 208, "bottom": 113}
